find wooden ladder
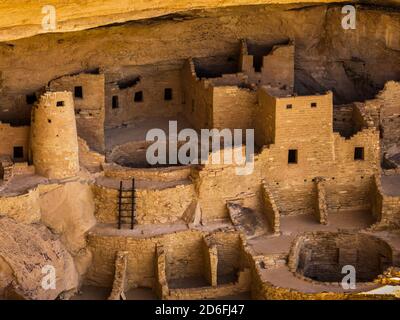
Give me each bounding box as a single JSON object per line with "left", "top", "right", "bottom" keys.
{"left": 117, "top": 179, "right": 136, "bottom": 229}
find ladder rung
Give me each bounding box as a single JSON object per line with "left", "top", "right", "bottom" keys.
{"left": 118, "top": 179, "right": 136, "bottom": 230}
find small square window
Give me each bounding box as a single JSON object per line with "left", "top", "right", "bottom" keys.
{"left": 74, "top": 86, "right": 83, "bottom": 99}
{"left": 286, "top": 104, "right": 293, "bottom": 109}
{"left": 112, "top": 96, "right": 119, "bottom": 109}
{"left": 134, "top": 91, "right": 143, "bottom": 102}
{"left": 354, "top": 147, "right": 364, "bottom": 161}
{"left": 311, "top": 102, "right": 317, "bottom": 108}
{"left": 56, "top": 101, "right": 65, "bottom": 107}
{"left": 164, "top": 88, "right": 173, "bottom": 101}
{"left": 26, "top": 94, "right": 37, "bottom": 105}
{"left": 288, "top": 149, "right": 298, "bottom": 164}
{"left": 13, "top": 146, "right": 23, "bottom": 159}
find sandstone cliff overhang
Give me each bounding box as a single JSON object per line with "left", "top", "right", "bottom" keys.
{"left": 0, "top": 0, "right": 359, "bottom": 42}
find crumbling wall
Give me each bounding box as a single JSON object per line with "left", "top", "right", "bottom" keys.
{"left": 240, "top": 40, "right": 294, "bottom": 88}
{"left": 105, "top": 68, "right": 183, "bottom": 128}
{"left": 333, "top": 104, "right": 355, "bottom": 137}
{"left": 181, "top": 59, "right": 214, "bottom": 129}
{"left": 261, "top": 183, "right": 280, "bottom": 233}
{"left": 78, "top": 137, "right": 105, "bottom": 173}
{"left": 49, "top": 73, "right": 106, "bottom": 152}
{"left": 371, "top": 174, "right": 400, "bottom": 228}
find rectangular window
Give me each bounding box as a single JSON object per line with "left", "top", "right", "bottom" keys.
{"left": 134, "top": 91, "right": 143, "bottom": 102}
{"left": 112, "top": 96, "right": 119, "bottom": 109}
{"left": 56, "top": 101, "right": 65, "bottom": 107}
{"left": 164, "top": 88, "right": 173, "bottom": 101}
{"left": 288, "top": 149, "right": 298, "bottom": 164}
{"left": 286, "top": 104, "right": 293, "bottom": 109}
{"left": 354, "top": 147, "right": 364, "bottom": 160}
{"left": 13, "top": 146, "right": 23, "bottom": 159}
{"left": 74, "top": 86, "right": 83, "bottom": 99}
{"left": 26, "top": 94, "right": 37, "bottom": 105}
{"left": 311, "top": 102, "right": 317, "bottom": 108}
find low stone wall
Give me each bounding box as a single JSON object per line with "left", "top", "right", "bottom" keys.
{"left": 167, "top": 269, "right": 251, "bottom": 300}
{"left": 103, "top": 163, "right": 191, "bottom": 182}
{"left": 108, "top": 251, "right": 128, "bottom": 300}
{"left": 86, "top": 230, "right": 207, "bottom": 289}
{"left": 78, "top": 137, "right": 105, "bottom": 173}
{"left": 371, "top": 174, "right": 400, "bottom": 228}
{"left": 202, "top": 235, "right": 218, "bottom": 287}
{"left": 314, "top": 177, "right": 328, "bottom": 225}
{"left": 0, "top": 188, "right": 41, "bottom": 224}
{"left": 261, "top": 183, "right": 280, "bottom": 234}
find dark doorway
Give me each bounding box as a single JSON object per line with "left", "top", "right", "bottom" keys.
{"left": 13, "top": 146, "right": 24, "bottom": 159}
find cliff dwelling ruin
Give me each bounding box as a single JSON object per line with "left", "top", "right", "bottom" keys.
{"left": 0, "top": 1, "right": 399, "bottom": 301}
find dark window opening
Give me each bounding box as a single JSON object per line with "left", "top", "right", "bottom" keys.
{"left": 311, "top": 102, "right": 317, "bottom": 108}
{"left": 56, "top": 101, "right": 65, "bottom": 107}
{"left": 74, "top": 86, "right": 83, "bottom": 99}
{"left": 253, "top": 55, "right": 263, "bottom": 72}
{"left": 288, "top": 149, "right": 298, "bottom": 164}
{"left": 13, "top": 146, "right": 23, "bottom": 159}
{"left": 26, "top": 94, "right": 37, "bottom": 105}
{"left": 134, "top": 91, "right": 143, "bottom": 102}
{"left": 286, "top": 104, "right": 293, "bottom": 109}
{"left": 48, "top": 119, "right": 51, "bottom": 123}
{"left": 112, "top": 96, "right": 119, "bottom": 109}
{"left": 354, "top": 147, "right": 364, "bottom": 161}
{"left": 164, "top": 88, "right": 173, "bottom": 101}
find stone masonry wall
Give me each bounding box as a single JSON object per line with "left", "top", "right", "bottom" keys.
{"left": 106, "top": 68, "right": 183, "bottom": 129}
{"left": 212, "top": 86, "right": 257, "bottom": 131}
{"left": 49, "top": 73, "right": 106, "bottom": 152}
{"left": 30, "top": 91, "right": 79, "bottom": 179}
{"left": 92, "top": 182, "right": 196, "bottom": 224}
{"left": 0, "top": 123, "right": 30, "bottom": 162}
{"left": 181, "top": 59, "right": 214, "bottom": 130}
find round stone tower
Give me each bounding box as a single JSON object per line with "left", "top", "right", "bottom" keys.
{"left": 30, "top": 91, "right": 79, "bottom": 179}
